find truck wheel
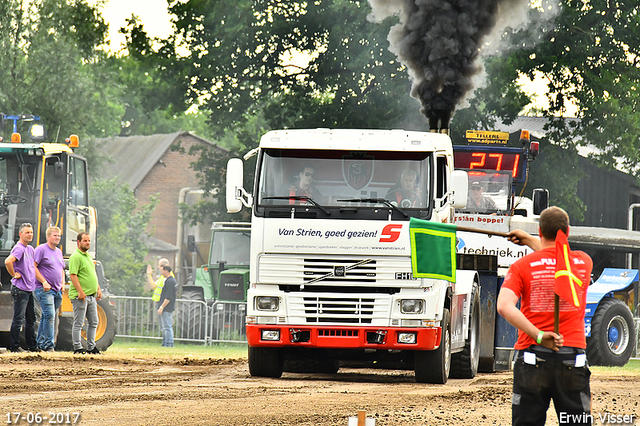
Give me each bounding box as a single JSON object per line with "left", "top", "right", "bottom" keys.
{"left": 248, "top": 346, "right": 284, "bottom": 378}
{"left": 587, "top": 298, "right": 635, "bottom": 366}
{"left": 450, "top": 286, "right": 480, "bottom": 379}
{"left": 55, "top": 297, "right": 117, "bottom": 352}
{"left": 177, "top": 288, "right": 207, "bottom": 342}
{"left": 415, "top": 308, "right": 451, "bottom": 384}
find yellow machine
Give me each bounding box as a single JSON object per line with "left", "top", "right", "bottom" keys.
{"left": 0, "top": 114, "right": 116, "bottom": 351}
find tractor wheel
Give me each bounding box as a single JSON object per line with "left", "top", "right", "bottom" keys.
{"left": 176, "top": 288, "right": 207, "bottom": 342}
{"left": 55, "top": 296, "right": 117, "bottom": 352}
{"left": 415, "top": 308, "right": 451, "bottom": 384}
{"left": 450, "top": 285, "right": 480, "bottom": 379}
{"left": 587, "top": 298, "right": 635, "bottom": 366}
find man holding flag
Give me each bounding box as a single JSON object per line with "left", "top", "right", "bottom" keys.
{"left": 497, "top": 207, "right": 593, "bottom": 426}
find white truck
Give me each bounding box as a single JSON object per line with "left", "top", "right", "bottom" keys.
{"left": 452, "top": 131, "right": 638, "bottom": 367}
{"left": 226, "top": 128, "right": 487, "bottom": 384}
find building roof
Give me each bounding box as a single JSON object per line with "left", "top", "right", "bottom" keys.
{"left": 94, "top": 131, "right": 222, "bottom": 189}
{"left": 141, "top": 234, "right": 180, "bottom": 253}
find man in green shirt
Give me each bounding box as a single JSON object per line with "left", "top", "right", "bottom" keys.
{"left": 69, "top": 232, "right": 102, "bottom": 354}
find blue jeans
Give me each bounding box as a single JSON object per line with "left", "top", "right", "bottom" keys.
{"left": 10, "top": 285, "right": 37, "bottom": 350}
{"left": 159, "top": 310, "right": 174, "bottom": 347}
{"left": 71, "top": 296, "right": 98, "bottom": 350}
{"left": 34, "top": 287, "right": 63, "bottom": 350}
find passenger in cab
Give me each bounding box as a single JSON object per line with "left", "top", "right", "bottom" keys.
{"left": 386, "top": 169, "right": 421, "bottom": 207}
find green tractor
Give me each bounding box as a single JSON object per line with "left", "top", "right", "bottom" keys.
{"left": 178, "top": 222, "right": 251, "bottom": 341}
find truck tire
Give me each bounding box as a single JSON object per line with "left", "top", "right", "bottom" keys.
{"left": 55, "top": 296, "right": 117, "bottom": 352}
{"left": 450, "top": 286, "right": 480, "bottom": 379}
{"left": 176, "top": 288, "right": 206, "bottom": 342}
{"left": 248, "top": 346, "right": 284, "bottom": 378}
{"left": 587, "top": 298, "right": 635, "bottom": 366}
{"left": 415, "top": 308, "right": 451, "bottom": 384}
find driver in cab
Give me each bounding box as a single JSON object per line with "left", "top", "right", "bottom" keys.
{"left": 466, "top": 181, "right": 497, "bottom": 211}
{"left": 289, "top": 165, "right": 323, "bottom": 204}
{"left": 386, "top": 169, "right": 421, "bottom": 207}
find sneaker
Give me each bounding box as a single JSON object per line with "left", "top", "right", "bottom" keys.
{"left": 73, "top": 349, "right": 86, "bottom": 354}
{"left": 28, "top": 347, "right": 42, "bottom": 352}
{"left": 44, "top": 347, "right": 55, "bottom": 352}
{"left": 87, "top": 347, "right": 100, "bottom": 355}
{"left": 9, "top": 347, "right": 26, "bottom": 353}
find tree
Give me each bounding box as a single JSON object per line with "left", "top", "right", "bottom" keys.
{"left": 507, "top": 0, "right": 640, "bottom": 177}
{"left": 0, "top": 0, "right": 123, "bottom": 139}
{"left": 91, "top": 178, "right": 158, "bottom": 296}
{"left": 126, "top": 0, "right": 427, "bottom": 138}
{"left": 123, "top": 0, "right": 439, "bottom": 223}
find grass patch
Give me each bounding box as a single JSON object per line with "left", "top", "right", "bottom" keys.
{"left": 107, "top": 337, "right": 247, "bottom": 359}
{"left": 591, "top": 358, "right": 640, "bottom": 374}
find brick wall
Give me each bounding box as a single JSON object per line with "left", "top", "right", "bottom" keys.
{"left": 135, "top": 134, "right": 206, "bottom": 250}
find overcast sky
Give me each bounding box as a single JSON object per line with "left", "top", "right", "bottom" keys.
{"left": 95, "top": 0, "right": 172, "bottom": 52}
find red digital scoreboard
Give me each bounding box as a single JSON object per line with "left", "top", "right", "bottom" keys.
{"left": 453, "top": 146, "right": 527, "bottom": 183}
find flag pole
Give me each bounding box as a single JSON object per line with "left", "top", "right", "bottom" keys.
{"left": 455, "top": 225, "right": 509, "bottom": 238}
{"left": 554, "top": 294, "right": 559, "bottom": 334}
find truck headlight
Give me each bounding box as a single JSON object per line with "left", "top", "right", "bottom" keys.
{"left": 397, "top": 332, "right": 417, "bottom": 344}
{"left": 255, "top": 296, "right": 279, "bottom": 311}
{"left": 400, "top": 299, "right": 424, "bottom": 314}
{"left": 261, "top": 330, "right": 280, "bottom": 341}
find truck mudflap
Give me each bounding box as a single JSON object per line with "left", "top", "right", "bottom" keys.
{"left": 246, "top": 324, "right": 441, "bottom": 350}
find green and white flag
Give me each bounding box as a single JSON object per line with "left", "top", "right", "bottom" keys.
{"left": 409, "top": 217, "right": 457, "bottom": 282}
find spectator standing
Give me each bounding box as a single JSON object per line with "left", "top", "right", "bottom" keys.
{"left": 5, "top": 223, "right": 37, "bottom": 352}
{"left": 157, "top": 265, "right": 177, "bottom": 347}
{"left": 69, "top": 232, "right": 102, "bottom": 354}
{"left": 33, "top": 226, "right": 65, "bottom": 352}
{"left": 145, "top": 258, "right": 171, "bottom": 303}
{"left": 498, "top": 207, "right": 593, "bottom": 426}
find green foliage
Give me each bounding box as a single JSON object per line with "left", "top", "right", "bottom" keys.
{"left": 505, "top": 0, "right": 640, "bottom": 175}
{"left": 129, "top": 0, "right": 428, "bottom": 136}
{"left": 0, "top": 0, "right": 123, "bottom": 140}
{"left": 91, "top": 177, "right": 158, "bottom": 296}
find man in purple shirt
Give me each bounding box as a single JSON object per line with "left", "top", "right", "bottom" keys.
{"left": 5, "top": 223, "right": 37, "bottom": 352}
{"left": 34, "top": 226, "right": 65, "bottom": 352}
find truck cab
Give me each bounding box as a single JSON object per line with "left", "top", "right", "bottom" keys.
{"left": 227, "top": 129, "right": 484, "bottom": 383}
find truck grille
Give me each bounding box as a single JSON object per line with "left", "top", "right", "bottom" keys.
{"left": 288, "top": 294, "right": 391, "bottom": 325}
{"left": 304, "top": 296, "right": 375, "bottom": 324}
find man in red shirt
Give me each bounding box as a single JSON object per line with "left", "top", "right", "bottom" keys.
{"left": 498, "top": 206, "right": 593, "bottom": 426}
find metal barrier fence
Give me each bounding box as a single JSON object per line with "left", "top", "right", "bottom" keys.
{"left": 110, "top": 295, "right": 247, "bottom": 345}
{"left": 112, "top": 295, "right": 639, "bottom": 359}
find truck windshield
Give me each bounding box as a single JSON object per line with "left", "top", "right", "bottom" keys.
{"left": 210, "top": 230, "right": 251, "bottom": 266}
{"left": 256, "top": 149, "right": 431, "bottom": 211}
{"left": 0, "top": 151, "right": 41, "bottom": 250}
{"left": 457, "top": 170, "right": 512, "bottom": 214}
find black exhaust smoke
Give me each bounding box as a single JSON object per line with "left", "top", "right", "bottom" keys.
{"left": 368, "top": 0, "right": 528, "bottom": 131}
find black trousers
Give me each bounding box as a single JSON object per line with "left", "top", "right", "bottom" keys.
{"left": 512, "top": 345, "right": 591, "bottom": 426}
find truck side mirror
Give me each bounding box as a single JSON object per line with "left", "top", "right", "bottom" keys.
{"left": 532, "top": 188, "right": 549, "bottom": 215}
{"left": 450, "top": 170, "right": 469, "bottom": 209}
{"left": 54, "top": 161, "right": 64, "bottom": 179}
{"left": 226, "top": 158, "right": 244, "bottom": 213}
{"left": 187, "top": 235, "right": 196, "bottom": 252}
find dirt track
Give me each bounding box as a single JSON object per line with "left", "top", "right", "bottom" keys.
{"left": 0, "top": 352, "right": 638, "bottom": 426}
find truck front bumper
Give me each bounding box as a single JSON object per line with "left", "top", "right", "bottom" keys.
{"left": 246, "top": 324, "right": 441, "bottom": 351}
